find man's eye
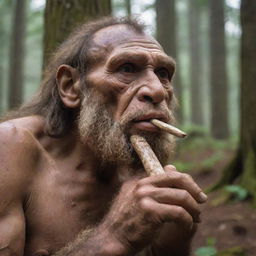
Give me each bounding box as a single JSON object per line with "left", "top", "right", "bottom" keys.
{"left": 118, "top": 63, "right": 136, "bottom": 73}
{"left": 155, "top": 68, "right": 170, "bottom": 80}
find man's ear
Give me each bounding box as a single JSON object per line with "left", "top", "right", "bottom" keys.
{"left": 56, "top": 64, "right": 81, "bottom": 108}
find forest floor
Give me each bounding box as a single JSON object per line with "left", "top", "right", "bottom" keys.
{"left": 173, "top": 138, "right": 256, "bottom": 256}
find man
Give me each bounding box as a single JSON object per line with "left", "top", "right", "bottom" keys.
{"left": 0, "top": 17, "right": 207, "bottom": 256}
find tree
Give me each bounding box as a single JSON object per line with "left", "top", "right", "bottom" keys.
{"left": 155, "top": 0, "right": 183, "bottom": 123}
{"left": 0, "top": 6, "right": 4, "bottom": 112}
{"left": 213, "top": 0, "right": 256, "bottom": 204}
{"left": 209, "top": 0, "right": 229, "bottom": 139}
{"left": 188, "top": 0, "right": 204, "bottom": 126}
{"left": 43, "top": 0, "right": 112, "bottom": 67}
{"left": 125, "top": 0, "right": 131, "bottom": 16}
{"left": 8, "top": 0, "right": 27, "bottom": 109}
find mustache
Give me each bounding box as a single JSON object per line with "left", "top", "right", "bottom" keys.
{"left": 119, "top": 105, "right": 175, "bottom": 128}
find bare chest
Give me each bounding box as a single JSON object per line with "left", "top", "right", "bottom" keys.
{"left": 24, "top": 163, "right": 118, "bottom": 256}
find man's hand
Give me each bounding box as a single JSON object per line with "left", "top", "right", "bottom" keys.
{"left": 98, "top": 165, "right": 207, "bottom": 255}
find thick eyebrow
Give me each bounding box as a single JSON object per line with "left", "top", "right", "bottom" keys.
{"left": 106, "top": 50, "right": 176, "bottom": 73}
{"left": 106, "top": 51, "right": 149, "bottom": 68}
{"left": 153, "top": 54, "right": 176, "bottom": 73}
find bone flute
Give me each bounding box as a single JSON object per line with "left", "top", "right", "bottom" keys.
{"left": 130, "top": 135, "right": 165, "bottom": 176}
{"left": 130, "top": 121, "right": 187, "bottom": 176}
{"left": 150, "top": 119, "right": 187, "bottom": 138}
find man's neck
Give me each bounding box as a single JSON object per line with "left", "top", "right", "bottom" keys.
{"left": 42, "top": 127, "right": 138, "bottom": 184}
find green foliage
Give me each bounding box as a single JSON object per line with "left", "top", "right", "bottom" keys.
{"left": 195, "top": 236, "right": 217, "bottom": 256}
{"left": 195, "top": 247, "right": 217, "bottom": 256}
{"left": 224, "top": 185, "right": 248, "bottom": 201}
{"left": 209, "top": 185, "right": 248, "bottom": 206}
{"left": 195, "top": 245, "right": 247, "bottom": 256}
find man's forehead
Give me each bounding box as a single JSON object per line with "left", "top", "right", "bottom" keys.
{"left": 92, "top": 24, "right": 162, "bottom": 51}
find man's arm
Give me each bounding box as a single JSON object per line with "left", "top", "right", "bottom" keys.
{"left": 0, "top": 123, "right": 38, "bottom": 256}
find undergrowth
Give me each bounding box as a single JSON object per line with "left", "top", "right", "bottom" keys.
{"left": 172, "top": 130, "right": 237, "bottom": 173}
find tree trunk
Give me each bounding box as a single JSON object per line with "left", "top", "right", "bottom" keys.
{"left": 43, "top": 0, "right": 112, "bottom": 67}
{"left": 189, "top": 0, "right": 203, "bottom": 126}
{"left": 155, "top": 0, "right": 183, "bottom": 123}
{"left": 125, "top": 0, "right": 131, "bottom": 16}
{"left": 209, "top": 0, "right": 229, "bottom": 139}
{"left": 0, "top": 13, "right": 3, "bottom": 113}
{"left": 213, "top": 0, "right": 256, "bottom": 205}
{"left": 8, "top": 0, "right": 27, "bottom": 109}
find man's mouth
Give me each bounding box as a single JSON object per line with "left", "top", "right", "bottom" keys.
{"left": 131, "top": 113, "right": 168, "bottom": 133}
{"left": 132, "top": 119, "right": 159, "bottom": 132}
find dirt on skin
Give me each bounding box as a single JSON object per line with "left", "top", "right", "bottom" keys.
{"left": 177, "top": 147, "right": 256, "bottom": 256}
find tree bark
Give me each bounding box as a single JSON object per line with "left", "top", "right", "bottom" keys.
{"left": 213, "top": 0, "right": 256, "bottom": 204}
{"left": 237, "top": 0, "right": 256, "bottom": 203}
{"left": 43, "top": 0, "right": 112, "bottom": 67}
{"left": 0, "top": 12, "right": 3, "bottom": 113}
{"left": 125, "top": 0, "right": 131, "bottom": 16}
{"left": 189, "top": 0, "right": 204, "bottom": 126}
{"left": 209, "top": 0, "right": 229, "bottom": 139}
{"left": 155, "top": 0, "right": 183, "bottom": 123}
{"left": 8, "top": 0, "right": 27, "bottom": 109}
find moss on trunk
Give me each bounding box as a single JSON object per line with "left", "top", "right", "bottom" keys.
{"left": 241, "top": 148, "right": 256, "bottom": 206}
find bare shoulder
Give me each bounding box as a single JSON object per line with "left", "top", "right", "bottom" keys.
{"left": 0, "top": 116, "right": 44, "bottom": 255}
{"left": 0, "top": 116, "right": 44, "bottom": 197}
{"left": 0, "top": 115, "right": 43, "bottom": 154}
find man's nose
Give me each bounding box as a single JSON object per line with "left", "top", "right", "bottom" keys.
{"left": 137, "top": 72, "right": 167, "bottom": 104}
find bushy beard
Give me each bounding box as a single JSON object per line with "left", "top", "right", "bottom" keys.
{"left": 78, "top": 90, "right": 176, "bottom": 168}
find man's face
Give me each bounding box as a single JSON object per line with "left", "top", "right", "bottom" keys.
{"left": 78, "top": 25, "right": 176, "bottom": 167}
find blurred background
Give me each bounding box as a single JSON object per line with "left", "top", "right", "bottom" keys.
{"left": 0, "top": 0, "right": 241, "bottom": 135}
{"left": 0, "top": 0, "right": 255, "bottom": 255}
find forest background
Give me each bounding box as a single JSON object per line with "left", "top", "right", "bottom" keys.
{"left": 0, "top": 0, "right": 255, "bottom": 255}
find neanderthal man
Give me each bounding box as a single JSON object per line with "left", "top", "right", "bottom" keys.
{"left": 0, "top": 17, "right": 207, "bottom": 256}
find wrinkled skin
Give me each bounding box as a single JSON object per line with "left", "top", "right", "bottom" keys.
{"left": 0, "top": 24, "right": 207, "bottom": 256}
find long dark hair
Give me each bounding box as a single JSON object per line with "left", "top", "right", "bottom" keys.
{"left": 2, "top": 16, "right": 145, "bottom": 137}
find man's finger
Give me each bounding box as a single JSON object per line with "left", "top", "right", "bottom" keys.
{"left": 138, "top": 168, "right": 207, "bottom": 204}
{"left": 136, "top": 185, "right": 201, "bottom": 223}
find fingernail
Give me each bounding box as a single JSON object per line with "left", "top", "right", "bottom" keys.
{"left": 199, "top": 192, "right": 208, "bottom": 203}
{"left": 167, "top": 165, "right": 176, "bottom": 171}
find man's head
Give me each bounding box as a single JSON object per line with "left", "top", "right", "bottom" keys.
{"left": 18, "top": 16, "right": 177, "bottom": 166}
{"left": 76, "top": 22, "right": 176, "bottom": 166}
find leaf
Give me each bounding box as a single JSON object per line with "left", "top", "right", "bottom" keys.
{"left": 224, "top": 185, "right": 248, "bottom": 201}
{"left": 195, "top": 246, "right": 217, "bottom": 256}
